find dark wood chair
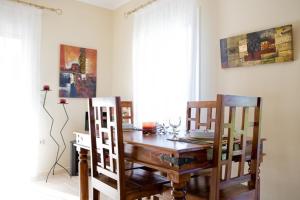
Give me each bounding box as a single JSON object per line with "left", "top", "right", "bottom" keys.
{"left": 186, "top": 101, "right": 217, "bottom": 189}
{"left": 120, "top": 101, "right": 146, "bottom": 170}
{"left": 188, "top": 94, "right": 262, "bottom": 200}
{"left": 186, "top": 101, "right": 216, "bottom": 131}
{"left": 121, "top": 101, "right": 134, "bottom": 125}
{"left": 88, "top": 97, "right": 168, "bottom": 200}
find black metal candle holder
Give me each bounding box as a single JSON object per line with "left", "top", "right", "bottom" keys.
{"left": 54, "top": 99, "right": 71, "bottom": 177}
{"left": 41, "top": 86, "right": 61, "bottom": 182}
{"left": 42, "top": 86, "right": 71, "bottom": 182}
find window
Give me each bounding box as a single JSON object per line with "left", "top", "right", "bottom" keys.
{"left": 0, "top": 1, "right": 41, "bottom": 182}
{"left": 132, "top": 0, "right": 199, "bottom": 127}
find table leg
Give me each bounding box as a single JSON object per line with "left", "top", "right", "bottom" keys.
{"left": 256, "top": 166, "right": 261, "bottom": 200}
{"left": 79, "top": 148, "right": 89, "bottom": 200}
{"left": 168, "top": 174, "right": 190, "bottom": 200}
{"left": 171, "top": 181, "right": 188, "bottom": 200}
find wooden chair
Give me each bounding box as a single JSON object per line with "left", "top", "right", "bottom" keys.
{"left": 210, "top": 94, "right": 262, "bottom": 200}
{"left": 120, "top": 101, "right": 145, "bottom": 170}
{"left": 186, "top": 101, "right": 217, "bottom": 131}
{"left": 121, "top": 101, "right": 134, "bottom": 125}
{"left": 186, "top": 101, "right": 217, "bottom": 188}
{"left": 88, "top": 97, "right": 168, "bottom": 200}
{"left": 188, "top": 94, "right": 262, "bottom": 200}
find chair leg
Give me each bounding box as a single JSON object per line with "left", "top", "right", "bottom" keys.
{"left": 93, "top": 188, "right": 99, "bottom": 200}
{"left": 205, "top": 176, "right": 210, "bottom": 192}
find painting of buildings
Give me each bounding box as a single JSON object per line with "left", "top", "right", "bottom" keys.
{"left": 220, "top": 25, "right": 293, "bottom": 68}
{"left": 59, "top": 44, "right": 97, "bottom": 98}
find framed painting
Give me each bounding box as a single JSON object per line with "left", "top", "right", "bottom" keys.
{"left": 220, "top": 24, "right": 293, "bottom": 68}
{"left": 59, "top": 44, "right": 97, "bottom": 98}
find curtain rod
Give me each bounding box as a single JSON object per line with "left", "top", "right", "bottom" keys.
{"left": 124, "top": 0, "right": 157, "bottom": 17}
{"left": 8, "top": 0, "right": 63, "bottom": 15}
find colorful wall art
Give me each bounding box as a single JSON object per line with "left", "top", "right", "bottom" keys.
{"left": 220, "top": 25, "right": 293, "bottom": 68}
{"left": 59, "top": 44, "right": 97, "bottom": 98}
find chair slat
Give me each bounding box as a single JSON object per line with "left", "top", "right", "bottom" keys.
{"left": 207, "top": 108, "right": 213, "bottom": 129}
{"left": 225, "top": 107, "right": 236, "bottom": 181}
{"left": 238, "top": 107, "right": 249, "bottom": 176}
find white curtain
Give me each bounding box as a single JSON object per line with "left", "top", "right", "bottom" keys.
{"left": 132, "top": 0, "right": 199, "bottom": 128}
{"left": 0, "top": 1, "right": 41, "bottom": 182}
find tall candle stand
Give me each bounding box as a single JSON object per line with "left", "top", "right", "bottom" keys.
{"left": 54, "top": 98, "right": 71, "bottom": 176}
{"left": 42, "top": 85, "right": 60, "bottom": 183}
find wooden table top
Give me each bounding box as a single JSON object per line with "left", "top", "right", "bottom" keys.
{"left": 123, "top": 130, "right": 211, "bottom": 153}
{"left": 74, "top": 130, "right": 211, "bottom": 154}
{"left": 74, "top": 130, "right": 266, "bottom": 154}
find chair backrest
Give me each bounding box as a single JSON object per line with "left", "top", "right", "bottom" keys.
{"left": 120, "top": 101, "right": 134, "bottom": 124}
{"left": 88, "top": 97, "right": 126, "bottom": 200}
{"left": 186, "top": 101, "right": 216, "bottom": 131}
{"left": 210, "top": 94, "right": 262, "bottom": 200}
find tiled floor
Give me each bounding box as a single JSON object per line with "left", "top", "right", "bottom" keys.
{"left": 7, "top": 173, "right": 200, "bottom": 200}
{"left": 6, "top": 174, "right": 80, "bottom": 200}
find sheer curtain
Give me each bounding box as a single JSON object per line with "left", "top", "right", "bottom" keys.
{"left": 132, "top": 0, "right": 199, "bottom": 128}
{"left": 0, "top": 1, "right": 41, "bottom": 182}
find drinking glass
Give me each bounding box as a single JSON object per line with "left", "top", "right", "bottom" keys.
{"left": 156, "top": 121, "right": 169, "bottom": 135}
{"left": 169, "top": 117, "right": 181, "bottom": 140}
{"left": 161, "top": 121, "right": 170, "bottom": 135}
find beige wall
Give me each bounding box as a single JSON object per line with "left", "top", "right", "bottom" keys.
{"left": 216, "top": 0, "right": 300, "bottom": 199}
{"left": 111, "top": 0, "right": 146, "bottom": 100}
{"left": 30, "top": 0, "right": 300, "bottom": 198}
{"left": 113, "top": 0, "right": 300, "bottom": 199}
{"left": 32, "top": 0, "right": 113, "bottom": 176}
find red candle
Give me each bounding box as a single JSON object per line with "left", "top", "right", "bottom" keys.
{"left": 43, "top": 85, "right": 50, "bottom": 91}
{"left": 142, "top": 122, "right": 156, "bottom": 134}
{"left": 143, "top": 122, "right": 155, "bottom": 129}
{"left": 60, "top": 98, "right": 67, "bottom": 104}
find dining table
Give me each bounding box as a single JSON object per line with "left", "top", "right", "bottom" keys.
{"left": 74, "top": 130, "right": 265, "bottom": 200}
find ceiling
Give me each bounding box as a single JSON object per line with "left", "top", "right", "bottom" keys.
{"left": 76, "top": 0, "right": 131, "bottom": 10}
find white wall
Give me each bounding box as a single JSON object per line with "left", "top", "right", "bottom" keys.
{"left": 216, "top": 0, "right": 300, "bottom": 199}
{"left": 32, "top": 0, "right": 113, "bottom": 176}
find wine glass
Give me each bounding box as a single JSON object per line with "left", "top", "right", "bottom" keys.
{"left": 161, "top": 121, "right": 170, "bottom": 135}
{"left": 156, "top": 121, "right": 169, "bottom": 135}
{"left": 169, "top": 117, "right": 181, "bottom": 140}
